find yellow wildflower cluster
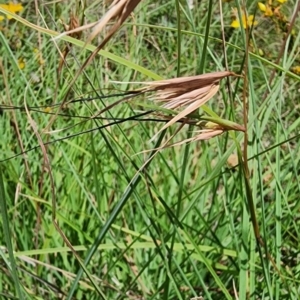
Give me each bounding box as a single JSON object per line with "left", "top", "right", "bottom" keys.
{"left": 231, "top": 8, "right": 258, "bottom": 29}
{"left": 0, "top": 2, "right": 23, "bottom": 21}
{"left": 258, "top": 3, "right": 273, "bottom": 17}
{"left": 230, "top": 0, "right": 288, "bottom": 29}
{"left": 257, "top": 0, "right": 291, "bottom": 35}
{"left": 258, "top": 0, "right": 287, "bottom": 18}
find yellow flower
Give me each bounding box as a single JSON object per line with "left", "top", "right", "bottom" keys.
{"left": 0, "top": 2, "right": 23, "bottom": 20}
{"left": 43, "top": 107, "right": 52, "bottom": 113}
{"left": 247, "top": 15, "right": 257, "bottom": 26}
{"left": 258, "top": 2, "right": 274, "bottom": 16}
{"left": 291, "top": 66, "right": 300, "bottom": 75}
{"left": 18, "top": 58, "right": 25, "bottom": 69}
{"left": 265, "top": 6, "right": 273, "bottom": 16}
{"left": 231, "top": 12, "right": 258, "bottom": 29}
{"left": 258, "top": 2, "right": 266, "bottom": 12}
{"left": 277, "top": 0, "right": 287, "bottom": 3}
{"left": 231, "top": 19, "right": 240, "bottom": 28}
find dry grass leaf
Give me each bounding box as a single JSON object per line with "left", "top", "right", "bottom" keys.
{"left": 134, "top": 119, "right": 244, "bottom": 155}
{"left": 175, "top": 129, "right": 225, "bottom": 144}
{"left": 87, "top": 0, "right": 142, "bottom": 47}
{"left": 78, "top": 0, "right": 142, "bottom": 74}
{"left": 55, "top": 0, "right": 141, "bottom": 48}
{"left": 57, "top": 0, "right": 143, "bottom": 112}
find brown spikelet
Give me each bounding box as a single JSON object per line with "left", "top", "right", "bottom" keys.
{"left": 143, "top": 71, "right": 237, "bottom": 139}
{"left": 145, "top": 71, "right": 235, "bottom": 105}
{"left": 145, "top": 71, "right": 233, "bottom": 89}
{"left": 58, "top": 13, "right": 82, "bottom": 75}
{"left": 151, "top": 84, "right": 220, "bottom": 139}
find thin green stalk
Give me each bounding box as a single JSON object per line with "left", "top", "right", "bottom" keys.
{"left": 66, "top": 131, "right": 167, "bottom": 299}
{"left": 0, "top": 166, "right": 25, "bottom": 299}
{"left": 199, "top": 0, "right": 213, "bottom": 73}
{"left": 162, "top": 1, "right": 184, "bottom": 298}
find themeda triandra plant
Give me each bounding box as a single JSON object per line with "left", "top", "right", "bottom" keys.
{"left": 95, "top": 70, "right": 244, "bottom": 146}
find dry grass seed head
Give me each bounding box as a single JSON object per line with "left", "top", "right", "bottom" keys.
{"left": 147, "top": 71, "right": 236, "bottom": 139}
{"left": 145, "top": 71, "right": 236, "bottom": 109}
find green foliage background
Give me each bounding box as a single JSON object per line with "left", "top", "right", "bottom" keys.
{"left": 0, "top": 0, "right": 300, "bottom": 299}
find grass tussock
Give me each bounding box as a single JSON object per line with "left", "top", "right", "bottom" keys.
{"left": 0, "top": 0, "right": 300, "bottom": 299}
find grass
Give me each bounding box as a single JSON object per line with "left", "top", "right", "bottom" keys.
{"left": 0, "top": 0, "right": 300, "bottom": 299}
